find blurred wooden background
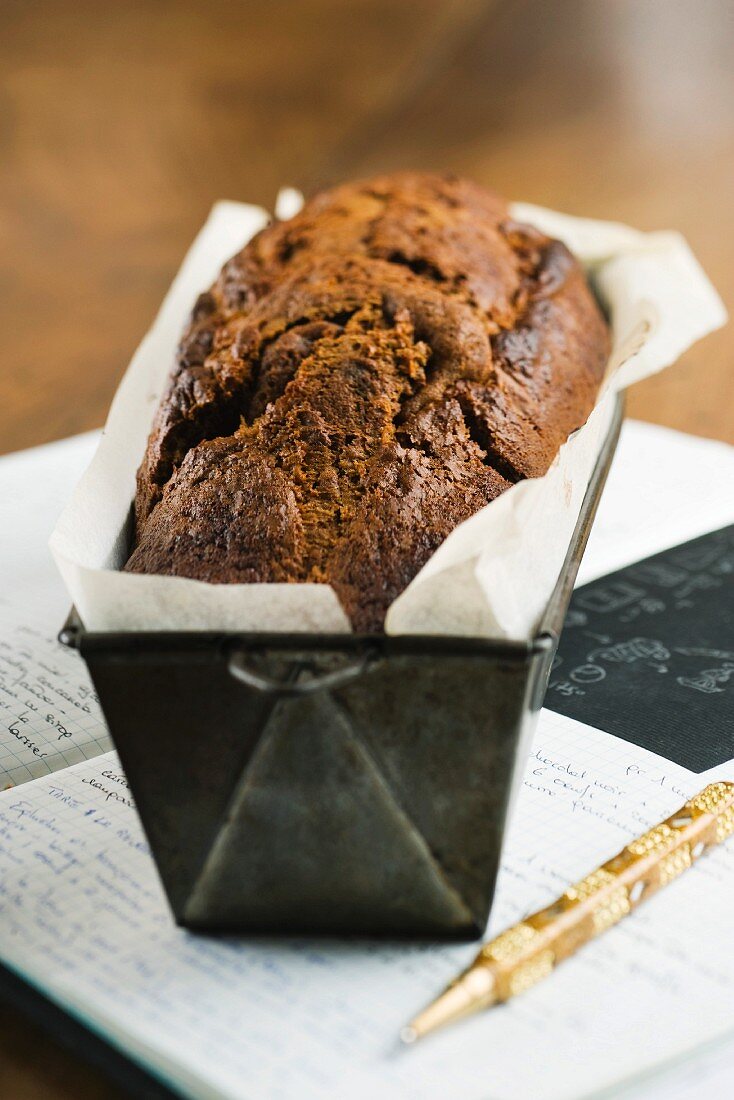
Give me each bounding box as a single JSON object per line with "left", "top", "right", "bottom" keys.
{"left": 2, "top": 0, "right": 733, "bottom": 461}
{"left": 0, "top": 0, "right": 733, "bottom": 1094}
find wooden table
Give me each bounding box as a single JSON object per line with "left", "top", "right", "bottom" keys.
{"left": 1, "top": 0, "right": 732, "bottom": 1094}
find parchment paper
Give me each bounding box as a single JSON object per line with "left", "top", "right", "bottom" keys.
{"left": 50, "top": 196, "right": 726, "bottom": 639}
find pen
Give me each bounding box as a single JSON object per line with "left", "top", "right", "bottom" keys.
{"left": 402, "top": 780, "right": 734, "bottom": 1043}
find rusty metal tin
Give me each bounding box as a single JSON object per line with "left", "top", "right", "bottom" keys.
{"left": 60, "top": 397, "right": 623, "bottom": 939}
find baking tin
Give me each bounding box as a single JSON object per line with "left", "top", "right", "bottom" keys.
{"left": 60, "top": 396, "right": 623, "bottom": 939}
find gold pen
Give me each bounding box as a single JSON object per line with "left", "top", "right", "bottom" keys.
{"left": 402, "top": 780, "right": 734, "bottom": 1044}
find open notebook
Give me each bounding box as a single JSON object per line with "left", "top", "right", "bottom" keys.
{"left": 1, "top": 420, "right": 734, "bottom": 1100}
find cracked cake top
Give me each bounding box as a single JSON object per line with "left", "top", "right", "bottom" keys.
{"left": 126, "top": 172, "right": 610, "bottom": 631}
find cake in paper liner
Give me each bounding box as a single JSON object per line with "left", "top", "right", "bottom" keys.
{"left": 50, "top": 197, "right": 726, "bottom": 638}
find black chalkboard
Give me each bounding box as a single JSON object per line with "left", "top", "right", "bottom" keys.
{"left": 546, "top": 524, "right": 734, "bottom": 772}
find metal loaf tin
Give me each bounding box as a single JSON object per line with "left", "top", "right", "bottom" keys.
{"left": 60, "top": 398, "right": 623, "bottom": 940}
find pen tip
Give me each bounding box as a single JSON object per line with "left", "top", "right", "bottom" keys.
{"left": 401, "top": 966, "right": 496, "bottom": 1044}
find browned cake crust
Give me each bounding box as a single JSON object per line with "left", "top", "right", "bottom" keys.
{"left": 126, "top": 172, "right": 610, "bottom": 631}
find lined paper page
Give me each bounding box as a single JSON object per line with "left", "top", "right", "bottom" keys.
{"left": 0, "top": 433, "right": 110, "bottom": 785}
{"left": 0, "top": 712, "right": 732, "bottom": 1100}
{"left": 0, "top": 597, "right": 108, "bottom": 785}
{"left": 624, "top": 1031, "right": 734, "bottom": 1100}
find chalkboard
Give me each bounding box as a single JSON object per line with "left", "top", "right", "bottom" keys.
{"left": 546, "top": 524, "right": 734, "bottom": 772}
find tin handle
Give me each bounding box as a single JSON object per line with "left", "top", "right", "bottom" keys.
{"left": 227, "top": 649, "right": 377, "bottom": 696}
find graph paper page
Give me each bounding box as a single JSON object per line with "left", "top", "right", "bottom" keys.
{"left": 577, "top": 419, "right": 734, "bottom": 586}
{"left": 0, "top": 433, "right": 111, "bottom": 786}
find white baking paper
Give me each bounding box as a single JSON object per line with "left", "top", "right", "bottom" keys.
{"left": 50, "top": 196, "right": 726, "bottom": 638}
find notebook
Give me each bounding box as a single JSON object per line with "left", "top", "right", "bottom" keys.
{"left": 1, "top": 420, "right": 734, "bottom": 1100}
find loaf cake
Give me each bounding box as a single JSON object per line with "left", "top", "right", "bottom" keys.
{"left": 126, "top": 172, "right": 610, "bottom": 631}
